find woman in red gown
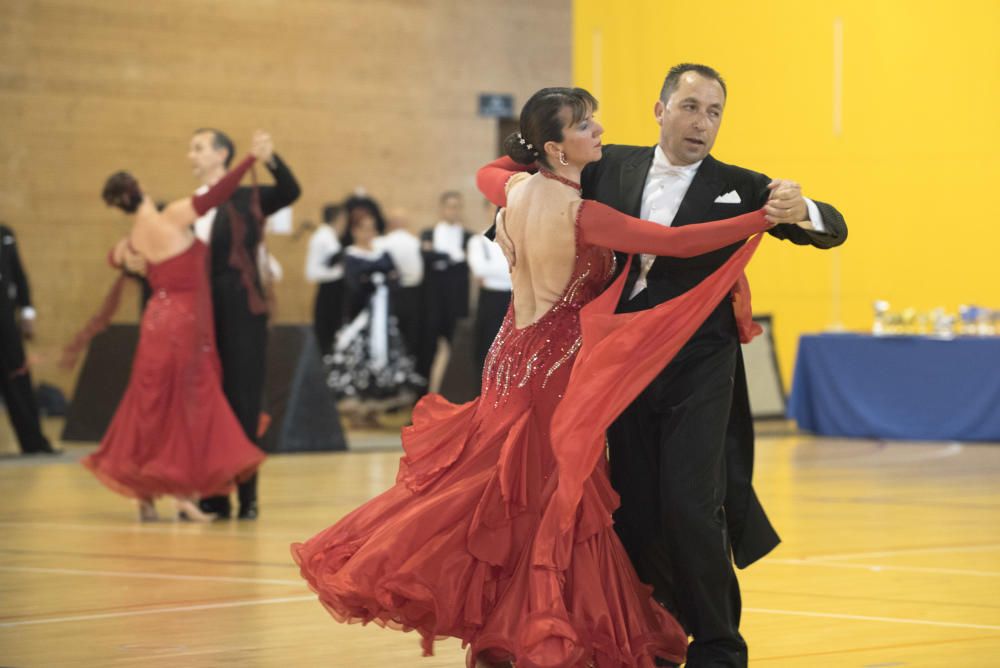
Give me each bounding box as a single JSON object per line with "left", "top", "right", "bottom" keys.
{"left": 292, "top": 89, "right": 786, "bottom": 667}
{"left": 83, "top": 134, "right": 269, "bottom": 522}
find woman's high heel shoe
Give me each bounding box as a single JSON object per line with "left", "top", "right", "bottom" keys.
{"left": 137, "top": 499, "right": 158, "bottom": 522}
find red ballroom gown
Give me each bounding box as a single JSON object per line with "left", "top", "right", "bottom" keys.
{"left": 292, "top": 158, "right": 769, "bottom": 667}
{"left": 83, "top": 240, "right": 265, "bottom": 500}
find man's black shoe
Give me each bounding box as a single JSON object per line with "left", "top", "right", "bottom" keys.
{"left": 199, "top": 497, "right": 232, "bottom": 519}
{"left": 237, "top": 501, "right": 258, "bottom": 520}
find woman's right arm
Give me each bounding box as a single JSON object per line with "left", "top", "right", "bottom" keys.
{"left": 576, "top": 199, "right": 774, "bottom": 258}
{"left": 107, "top": 237, "right": 148, "bottom": 276}
{"left": 476, "top": 156, "right": 534, "bottom": 207}
{"left": 160, "top": 154, "right": 257, "bottom": 227}
{"left": 107, "top": 238, "right": 128, "bottom": 269}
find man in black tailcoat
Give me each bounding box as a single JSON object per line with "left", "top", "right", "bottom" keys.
{"left": 188, "top": 128, "right": 301, "bottom": 519}
{"left": 0, "top": 224, "right": 56, "bottom": 455}
{"left": 580, "top": 64, "right": 848, "bottom": 667}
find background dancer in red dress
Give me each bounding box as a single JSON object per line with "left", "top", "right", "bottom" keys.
{"left": 83, "top": 141, "right": 268, "bottom": 522}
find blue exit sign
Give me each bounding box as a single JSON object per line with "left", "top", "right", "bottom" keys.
{"left": 478, "top": 93, "right": 514, "bottom": 118}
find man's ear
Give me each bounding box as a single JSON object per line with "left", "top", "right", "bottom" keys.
{"left": 653, "top": 99, "right": 665, "bottom": 124}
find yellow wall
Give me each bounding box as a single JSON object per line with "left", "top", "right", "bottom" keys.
{"left": 573, "top": 0, "right": 1000, "bottom": 386}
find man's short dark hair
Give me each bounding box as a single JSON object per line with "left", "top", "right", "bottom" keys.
{"left": 321, "top": 203, "right": 343, "bottom": 224}
{"left": 439, "top": 190, "right": 462, "bottom": 205}
{"left": 660, "top": 63, "right": 727, "bottom": 102}
{"left": 193, "top": 127, "right": 235, "bottom": 167}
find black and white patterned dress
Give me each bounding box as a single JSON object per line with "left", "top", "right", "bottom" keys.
{"left": 325, "top": 246, "right": 424, "bottom": 409}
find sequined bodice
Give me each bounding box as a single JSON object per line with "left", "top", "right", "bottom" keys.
{"left": 481, "top": 227, "right": 615, "bottom": 405}
{"left": 140, "top": 241, "right": 215, "bottom": 353}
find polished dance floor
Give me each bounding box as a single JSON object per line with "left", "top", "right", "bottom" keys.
{"left": 1, "top": 419, "right": 998, "bottom": 666}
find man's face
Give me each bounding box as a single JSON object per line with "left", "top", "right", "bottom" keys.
{"left": 655, "top": 72, "right": 725, "bottom": 165}
{"left": 440, "top": 195, "right": 463, "bottom": 224}
{"left": 187, "top": 131, "right": 228, "bottom": 182}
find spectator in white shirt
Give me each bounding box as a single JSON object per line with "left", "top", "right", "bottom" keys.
{"left": 375, "top": 208, "right": 424, "bottom": 365}
{"left": 305, "top": 203, "right": 348, "bottom": 354}
{"left": 467, "top": 202, "right": 511, "bottom": 373}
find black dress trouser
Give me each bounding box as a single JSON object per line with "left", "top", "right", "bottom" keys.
{"left": 608, "top": 296, "right": 747, "bottom": 667}
{"left": 392, "top": 285, "right": 423, "bottom": 363}
{"left": 312, "top": 279, "right": 345, "bottom": 356}
{"left": 473, "top": 288, "right": 511, "bottom": 373}
{"left": 203, "top": 275, "right": 268, "bottom": 512}
{"left": 0, "top": 308, "right": 51, "bottom": 453}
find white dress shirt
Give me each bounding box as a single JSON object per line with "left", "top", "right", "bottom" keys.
{"left": 305, "top": 224, "right": 344, "bottom": 283}
{"left": 467, "top": 235, "right": 512, "bottom": 291}
{"left": 375, "top": 229, "right": 423, "bottom": 287}
{"left": 629, "top": 145, "right": 827, "bottom": 299}
{"left": 192, "top": 184, "right": 216, "bottom": 243}
{"left": 432, "top": 222, "right": 467, "bottom": 263}
{"left": 630, "top": 146, "right": 701, "bottom": 298}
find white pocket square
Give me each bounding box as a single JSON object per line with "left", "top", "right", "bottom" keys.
{"left": 714, "top": 190, "right": 741, "bottom": 204}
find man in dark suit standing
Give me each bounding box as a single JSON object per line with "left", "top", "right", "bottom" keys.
{"left": 581, "top": 64, "right": 847, "bottom": 666}
{"left": 187, "top": 128, "right": 301, "bottom": 519}
{"left": 0, "top": 224, "right": 56, "bottom": 455}
{"left": 418, "top": 191, "right": 472, "bottom": 392}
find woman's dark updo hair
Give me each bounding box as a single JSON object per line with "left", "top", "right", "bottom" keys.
{"left": 341, "top": 194, "right": 386, "bottom": 246}
{"left": 102, "top": 171, "right": 143, "bottom": 213}
{"left": 503, "top": 87, "right": 598, "bottom": 168}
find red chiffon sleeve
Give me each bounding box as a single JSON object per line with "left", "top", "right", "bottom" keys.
{"left": 476, "top": 156, "right": 534, "bottom": 207}
{"left": 191, "top": 155, "right": 256, "bottom": 216}
{"left": 577, "top": 200, "right": 771, "bottom": 257}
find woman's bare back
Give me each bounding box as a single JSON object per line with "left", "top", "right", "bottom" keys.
{"left": 504, "top": 174, "right": 583, "bottom": 329}
{"left": 129, "top": 199, "right": 198, "bottom": 264}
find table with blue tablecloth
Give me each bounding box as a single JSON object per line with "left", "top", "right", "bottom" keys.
{"left": 787, "top": 333, "right": 1000, "bottom": 442}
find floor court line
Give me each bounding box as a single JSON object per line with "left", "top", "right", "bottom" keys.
{"left": 790, "top": 542, "right": 1000, "bottom": 562}
{"left": 0, "top": 594, "right": 288, "bottom": 623}
{"left": 0, "top": 565, "right": 303, "bottom": 586}
{"left": 0, "top": 519, "right": 310, "bottom": 541}
{"left": 766, "top": 558, "right": 1000, "bottom": 578}
{"left": 800, "top": 442, "right": 964, "bottom": 466}
{"left": 742, "top": 587, "right": 1000, "bottom": 612}
{"left": 0, "top": 594, "right": 317, "bottom": 628}
{"left": 0, "top": 546, "right": 293, "bottom": 569}
{"left": 745, "top": 607, "right": 1000, "bottom": 631}
{"left": 753, "top": 632, "right": 1000, "bottom": 663}
{"left": 5, "top": 529, "right": 999, "bottom": 561}
{"left": 4, "top": 595, "right": 996, "bottom": 634}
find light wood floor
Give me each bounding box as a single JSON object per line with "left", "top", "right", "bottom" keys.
{"left": 1, "top": 419, "right": 999, "bottom": 667}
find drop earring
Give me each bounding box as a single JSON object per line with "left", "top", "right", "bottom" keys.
{"left": 558, "top": 150, "right": 568, "bottom": 166}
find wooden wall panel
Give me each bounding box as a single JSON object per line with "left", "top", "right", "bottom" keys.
{"left": 0, "top": 0, "right": 570, "bottom": 391}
